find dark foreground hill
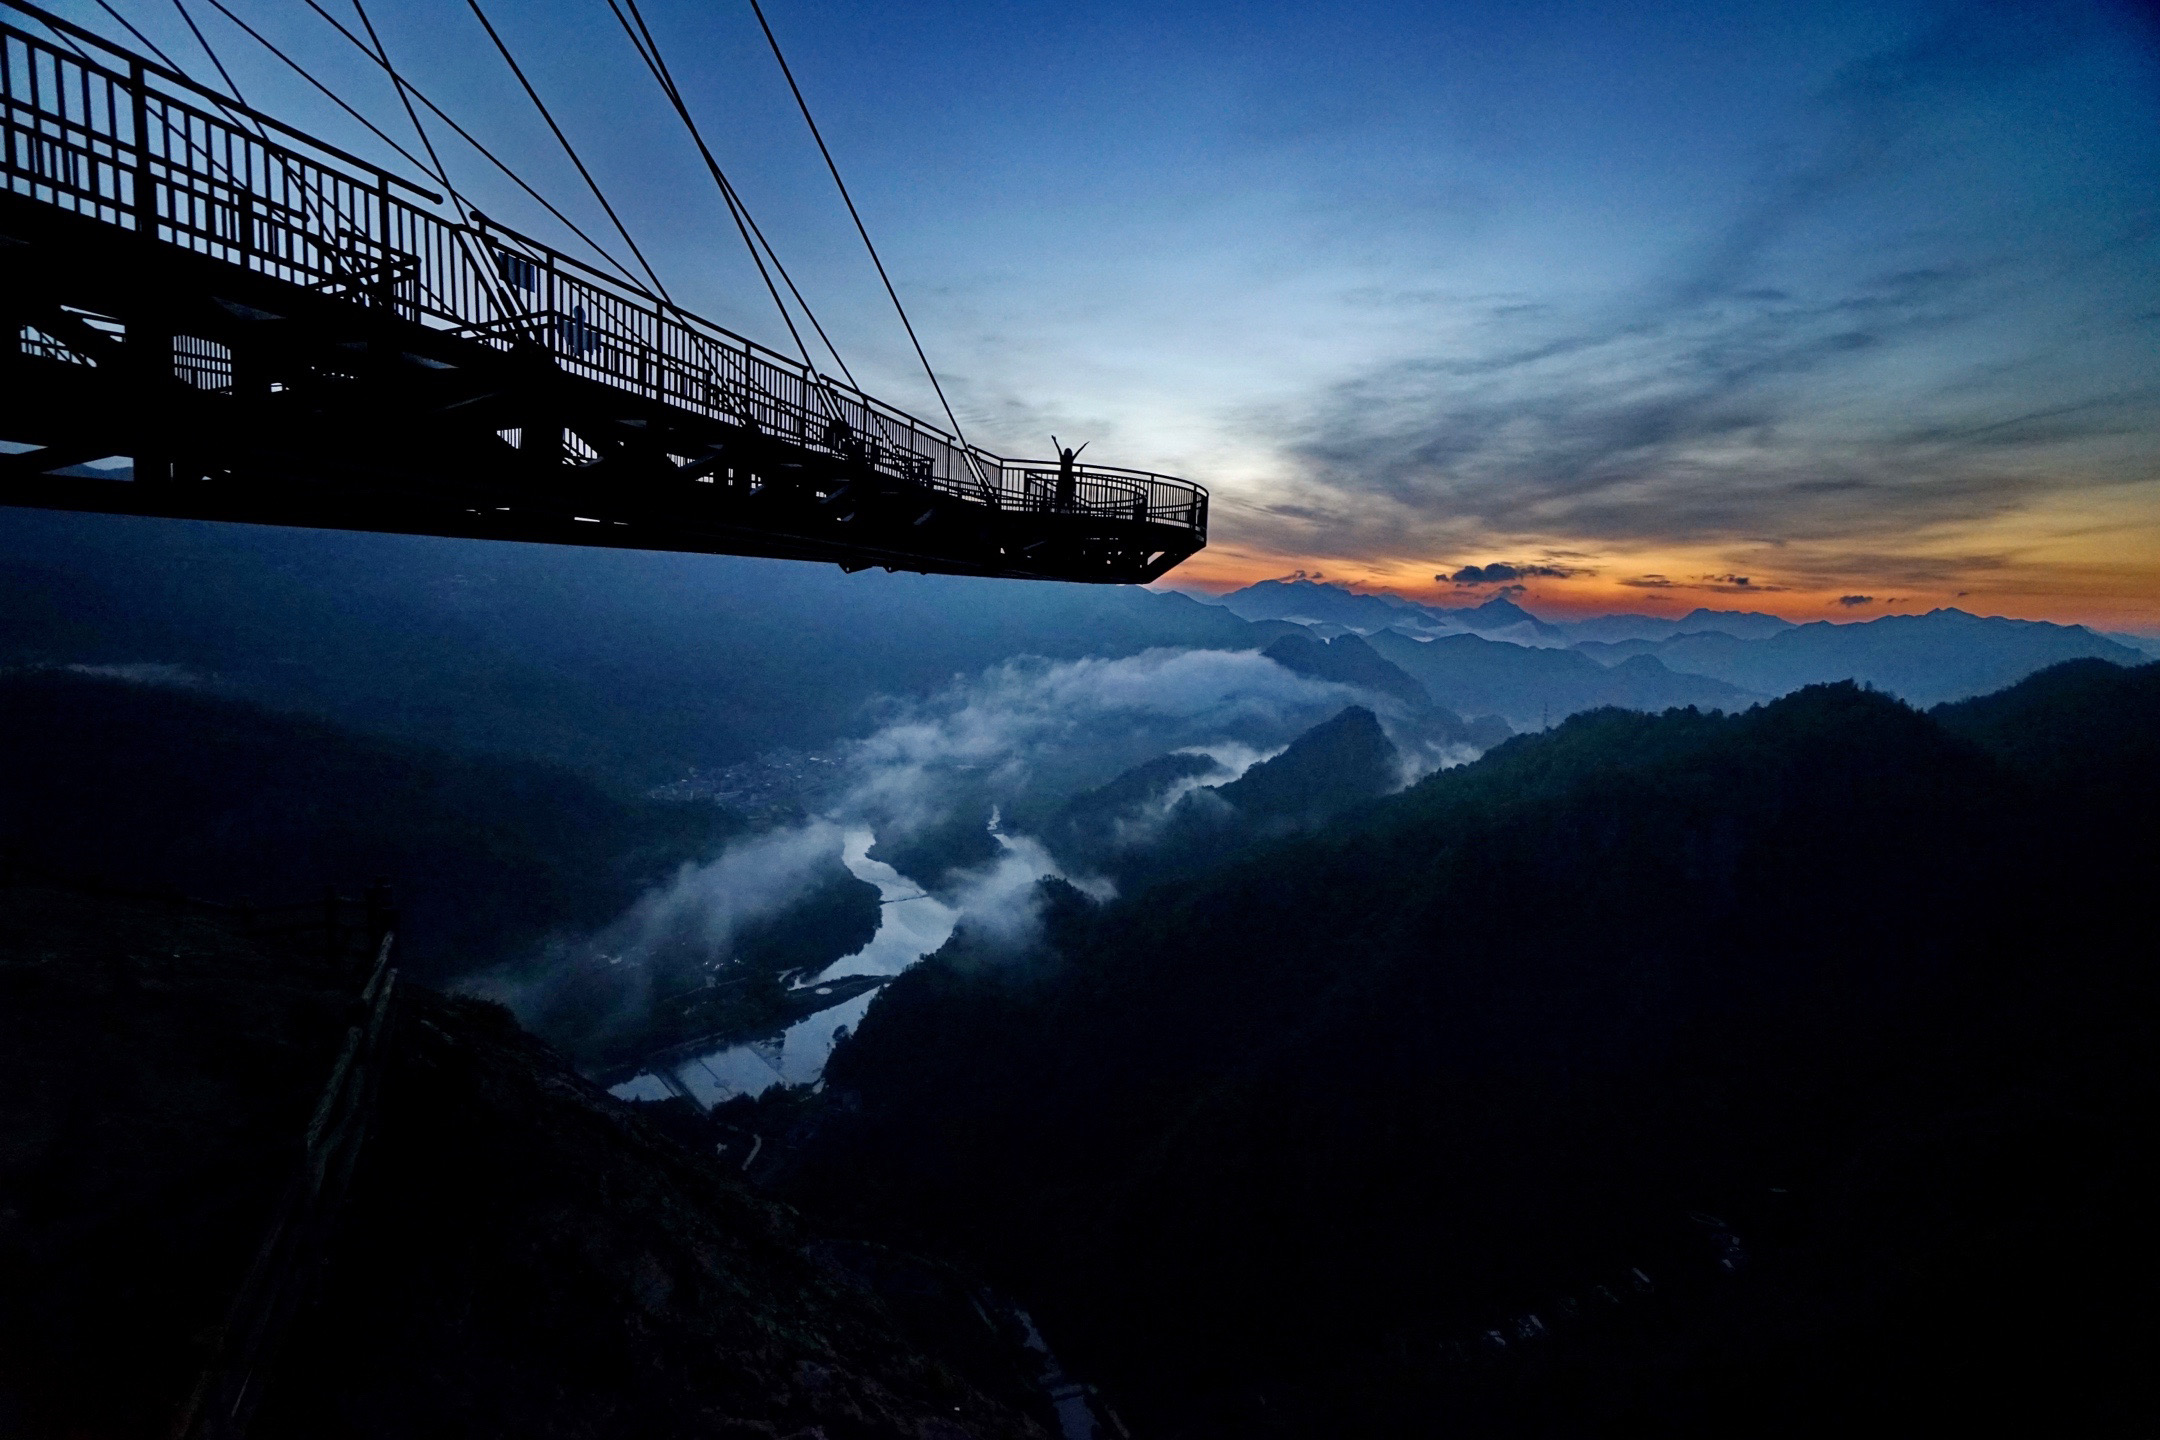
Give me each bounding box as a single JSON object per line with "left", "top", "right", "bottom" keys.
{"left": 0, "top": 669, "right": 736, "bottom": 985}
{"left": 770, "top": 668, "right": 2159, "bottom": 1437}
{"left": 1931, "top": 655, "right": 2160, "bottom": 837}
{"left": 0, "top": 670, "right": 888, "bottom": 1069}
{"left": 1045, "top": 707, "right": 1407, "bottom": 893}
{"left": 0, "top": 886, "right": 1058, "bottom": 1439}
{"left": 1202, "top": 704, "right": 1396, "bottom": 828}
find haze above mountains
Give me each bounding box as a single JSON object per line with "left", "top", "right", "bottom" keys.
{"left": 2, "top": 516, "right": 2144, "bottom": 779}
{"left": 1198, "top": 576, "right": 2151, "bottom": 727}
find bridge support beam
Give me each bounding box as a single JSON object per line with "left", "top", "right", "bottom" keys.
{"left": 0, "top": 193, "right": 1199, "bottom": 582}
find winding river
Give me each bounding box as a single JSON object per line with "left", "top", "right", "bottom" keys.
{"left": 610, "top": 829, "right": 958, "bottom": 1107}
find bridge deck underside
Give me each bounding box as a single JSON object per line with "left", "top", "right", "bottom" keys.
{"left": 0, "top": 195, "right": 1202, "bottom": 582}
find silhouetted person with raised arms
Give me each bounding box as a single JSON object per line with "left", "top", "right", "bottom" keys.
{"left": 1052, "top": 435, "right": 1087, "bottom": 510}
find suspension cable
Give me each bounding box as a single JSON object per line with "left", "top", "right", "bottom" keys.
{"left": 88, "top": 0, "right": 257, "bottom": 145}
{"left": 283, "top": 0, "right": 651, "bottom": 294}
{"left": 167, "top": 0, "right": 243, "bottom": 102}
{"left": 345, "top": 0, "right": 512, "bottom": 313}
{"left": 30, "top": 17, "right": 102, "bottom": 73}
{"left": 745, "top": 0, "right": 985, "bottom": 474}
{"left": 460, "top": 0, "right": 672, "bottom": 304}
{"left": 87, "top": 0, "right": 342, "bottom": 266}
{"left": 58, "top": 0, "right": 956, "bottom": 470}
{"left": 88, "top": 0, "right": 470, "bottom": 329}
{"left": 81, "top": 1, "right": 241, "bottom": 185}
{"left": 346, "top": 1, "right": 458, "bottom": 210}
{"left": 613, "top": 0, "right": 855, "bottom": 397}
{"left": 168, "top": 0, "right": 362, "bottom": 250}
{"left": 604, "top": 0, "right": 842, "bottom": 411}
{"left": 194, "top": 2, "right": 458, "bottom": 211}
{"left": 607, "top": 10, "right": 864, "bottom": 392}
{"left": 86, "top": 0, "right": 186, "bottom": 80}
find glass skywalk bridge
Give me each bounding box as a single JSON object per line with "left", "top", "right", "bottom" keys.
{"left": 0, "top": 8, "right": 1207, "bottom": 583}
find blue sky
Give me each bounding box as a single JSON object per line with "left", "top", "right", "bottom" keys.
{"left": 60, "top": 0, "right": 2160, "bottom": 622}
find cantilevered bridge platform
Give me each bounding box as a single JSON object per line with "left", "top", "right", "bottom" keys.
{"left": 0, "top": 11, "right": 1206, "bottom": 583}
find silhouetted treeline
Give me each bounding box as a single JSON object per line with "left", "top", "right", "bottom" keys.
{"left": 774, "top": 664, "right": 2158, "bottom": 1437}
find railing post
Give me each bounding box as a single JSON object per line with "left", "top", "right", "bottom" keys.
{"left": 371, "top": 172, "right": 392, "bottom": 311}
{"left": 128, "top": 59, "right": 151, "bottom": 236}
{"left": 124, "top": 60, "right": 176, "bottom": 487}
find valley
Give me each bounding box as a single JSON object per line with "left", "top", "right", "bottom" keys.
{"left": 3, "top": 514, "right": 2153, "bottom": 1438}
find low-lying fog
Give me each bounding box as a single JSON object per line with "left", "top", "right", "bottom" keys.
{"left": 609, "top": 831, "right": 949, "bottom": 1103}
{"left": 491, "top": 644, "right": 1470, "bottom": 1103}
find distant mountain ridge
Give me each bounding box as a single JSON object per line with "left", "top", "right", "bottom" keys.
{"left": 1210, "top": 578, "right": 1776, "bottom": 646}
{"left": 6, "top": 513, "right": 2143, "bottom": 789}
{"left": 1212, "top": 580, "right": 2145, "bottom": 718}
{"left": 2102, "top": 630, "right": 2160, "bottom": 660}
{"left": 1576, "top": 607, "right": 2143, "bottom": 707}
{"left": 1213, "top": 579, "right": 1571, "bottom": 646}
{"left": 1261, "top": 631, "right": 1432, "bottom": 711}
{"left": 1367, "top": 629, "right": 1759, "bottom": 730}
{"left": 1562, "top": 606, "right": 1796, "bottom": 643}
{"left": 1261, "top": 631, "right": 1514, "bottom": 758}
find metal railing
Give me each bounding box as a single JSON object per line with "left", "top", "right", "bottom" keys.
{"left": 0, "top": 8, "right": 1207, "bottom": 537}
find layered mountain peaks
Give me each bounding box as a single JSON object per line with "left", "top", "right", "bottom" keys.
{"left": 1207, "top": 578, "right": 2144, "bottom": 722}
{"left": 1261, "top": 630, "right": 1432, "bottom": 710}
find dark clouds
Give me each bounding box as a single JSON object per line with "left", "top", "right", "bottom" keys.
{"left": 1440, "top": 561, "right": 1577, "bottom": 586}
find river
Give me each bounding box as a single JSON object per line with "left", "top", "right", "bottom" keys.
{"left": 609, "top": 828, "right": 959, "bottom": 1107}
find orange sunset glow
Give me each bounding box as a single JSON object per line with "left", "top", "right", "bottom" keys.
{"left": 1165, "top": 479, "right": 2160, "bottom": 633}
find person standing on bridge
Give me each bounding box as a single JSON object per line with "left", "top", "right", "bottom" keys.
{"left": 1051, "top": 436, "right": 1087, "bottom": 511}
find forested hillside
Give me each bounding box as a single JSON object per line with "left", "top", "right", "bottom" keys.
{"left": 0, "top": 669, "right": 736, "bottom": 983}
{"left": 772, "top": 664, "right": 2159, "bottom": 1436}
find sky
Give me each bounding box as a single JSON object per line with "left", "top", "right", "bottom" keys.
{"left": 55, "top": 0, "right": 2160, "bottom": 626}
